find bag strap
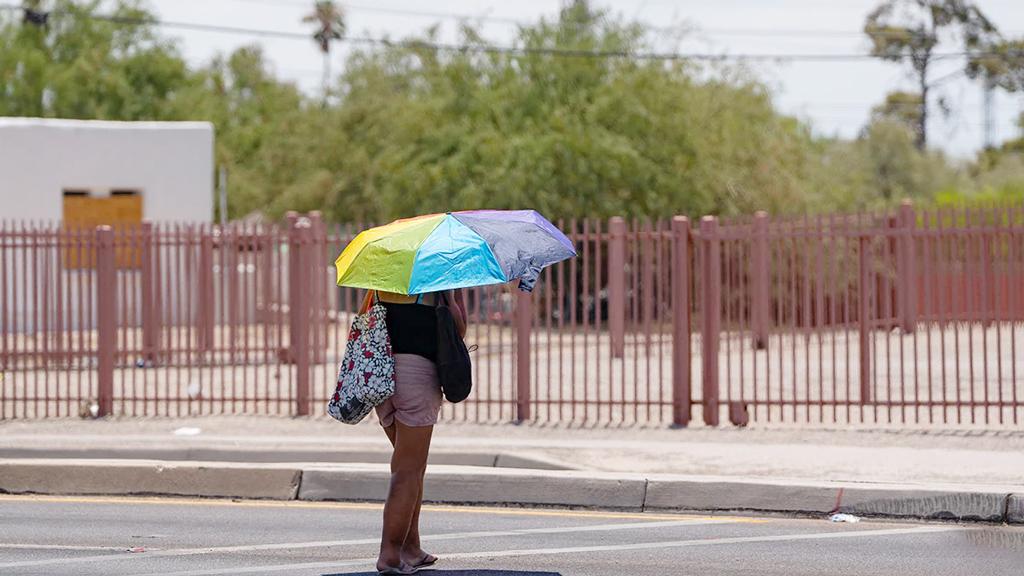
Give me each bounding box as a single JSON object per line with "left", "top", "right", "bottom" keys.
{"left": 358, "top": 291, "right": 375, "bottom": 314}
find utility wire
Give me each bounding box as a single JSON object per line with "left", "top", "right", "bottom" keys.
{"left": 189, "top": 0, "right": 526, "bottom": 26}
{"left": 928, "top": 68, "right": 967, "bottom": 87}
{"left": 0, "top": 4, "right": 1018, "bottom": 63}
{"left": 331, "top": 1, "right": 525, "bottom": 26}
{"left": 216, "top": 0, "right": 1024, "bottom": 39}
{"left": 222, "top": 0, "right": 1022, "bottom": 38}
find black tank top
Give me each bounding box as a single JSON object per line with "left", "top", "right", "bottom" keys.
{"left": 381, "top": 301, "right": 437, "bottom": 362}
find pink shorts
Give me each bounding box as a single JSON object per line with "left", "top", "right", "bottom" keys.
{"left": 376, "top": 354, "right": 443, "bottom": 428}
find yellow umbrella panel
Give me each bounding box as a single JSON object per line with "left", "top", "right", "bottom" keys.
{"left": 335, "top": 214, "right": 446, "bottom": 295}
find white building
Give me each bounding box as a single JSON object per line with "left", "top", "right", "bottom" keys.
{"left": 0, "top": 118, "right": 216, "bottom": 332}
{"left": 0, "top": 117, "right": 214, "bottom": 223}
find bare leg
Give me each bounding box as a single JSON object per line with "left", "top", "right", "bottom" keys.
{"left": 377, "top": 421, "right": 433, "bottom": 572}
{"left": 382, "top": 426, "right": 434, "bottom": 566}
{"left": 401, "top": 477, "right": 435, "bottom": 566}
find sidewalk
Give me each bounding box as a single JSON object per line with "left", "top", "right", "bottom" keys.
{"left": 3, "top": 416, "right": 1024, "bottom": 486}
{"left": 2, "top": 417, "right": 1023, "bottom": 523}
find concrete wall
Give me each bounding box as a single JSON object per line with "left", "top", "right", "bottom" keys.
{"left": 0, "top": 117, "right": 214, "bottom": 222}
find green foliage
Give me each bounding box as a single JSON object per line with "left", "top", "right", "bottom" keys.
{"left": 302, "top": 0, "right": 345, "bottom": 54}
{"left": 967, "top": 39, "right": 1024, "bottom": 92}
{"left": 870, "top": 91, "right": 924, "bottom": 133}
{"left": 1, "top": 0, "right": 1022, "bottom": 223}
{"left": 864, "top": 0, "right": 997, "bottom": 65}
{"left": 293, "top": 2, "right": 823, "bottom": 222}
{"left": 0, "top": 0, "right": 187, "bottom": 119}
{"left": 803, "top": 119, "right": 961, "bottom": 212}
{"left": 950, "top": 151, "right": 1024, "bottom": 202}
{"left": 168, "top": 46, "right": 315, "bottom": 218}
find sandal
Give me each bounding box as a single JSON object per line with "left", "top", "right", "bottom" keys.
{"left": 377, "top": 564, "right": 416, "bottom": 575}
{"left": 411, "top": 553, "right": 438, "bottom": 569}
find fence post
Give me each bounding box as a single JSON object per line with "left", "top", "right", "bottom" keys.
{"left": 608, "top": 217, "right": 626, "bottom": 358}
{"left": 96, "top": 226, "right": 116, "bottom": 417}
{"left": 981, "top": 213, "right": 995, "bottom": 327}
{"left": 671, "top": 216, "right": 691, "bottom": 427}
{"left": 292, "top": 216, "right": 312, "bottom": 416}
{"left": 259, "top": 226, "right": 274, "bottom": 326}
{"left": 308, "top": 211, "right": 326, "bottom": 365}
{"left": 700, "top": 216, "right": 721, "bottom": 427}
{"left": 859, "top": 235, "right": 872, "bottom": 405}
{"left": 286, "top": 212, "right": 300, "bottom": 364}
{"left": 516, "top": 290, "right": 532, "bottom": 422}
{"left": 140, "top": 221, "right": 159, "bottom": 364}
{"left": 641, "top": 219, "right": 655, "bottom": 335}
{"left": 226, "top": 224, "right": 240, "bottom": 343}
{"left": 752, "top": 211, "right": 770, "bottom": 349}
{"left": 898, "top": 200, "right": 917, "bottom": 333}
{"left": 198, "top": 229, "right": 214, "bottom": 352}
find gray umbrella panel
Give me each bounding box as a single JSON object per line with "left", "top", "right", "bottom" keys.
{"left": 450, "top": 213, "right": 577, "bottom": 293}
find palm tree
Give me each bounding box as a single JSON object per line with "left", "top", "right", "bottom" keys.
{"left": 302, "top": 1, "right": 345, "bottom": 100}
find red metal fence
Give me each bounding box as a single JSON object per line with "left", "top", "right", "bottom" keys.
{"left": 1, "top": 202, "right": 1022, "bottom": 426}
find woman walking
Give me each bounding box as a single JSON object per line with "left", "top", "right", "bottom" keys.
{"left": 365, "top": 289, "right": 468, "bottom": 575}
{"left": 331, "top": 210, "right": 575, "bottom": 573}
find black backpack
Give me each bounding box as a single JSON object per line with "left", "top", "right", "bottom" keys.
{"left": 435, "top": 292, "right": 473, "bottom": 403}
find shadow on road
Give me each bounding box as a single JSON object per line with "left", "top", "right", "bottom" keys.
{"left": 326, "top": 571, "right": 562, "bottom": 576}
{"left": 325, "top": 565, "right": 561, "bottom": 569}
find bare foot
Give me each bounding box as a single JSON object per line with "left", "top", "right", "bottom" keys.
{"left": 378, "top": 547, "right": 414, "bottom": 574}
{"left": 375, "top": 559, "right": 415, "bottom": 575}
{"left": 402, "top": 549, "right": 438, "bottom": 568}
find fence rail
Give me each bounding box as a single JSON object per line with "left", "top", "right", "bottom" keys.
{"left": 2, "top": 201, "right": 1022, "bottom": 426}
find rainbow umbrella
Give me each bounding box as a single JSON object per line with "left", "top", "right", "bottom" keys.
{"left": 335, "top": 210, "right": 576, "bottom": 294}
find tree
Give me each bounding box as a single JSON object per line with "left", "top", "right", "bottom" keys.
{"left": 312, "top": 0, "right": 821, "bottom": 222}
{"left": 869, "top": 90, "right": 924, "bottom": 134}
{"left": 170, "top": 46, "right": 317, "bottom": 218}
{"left": 2, "top": 0, "right": 1013, "bottom": 221}
{"left": 966, "top": 38, "right": 1024, "bottom": 92}
{"left": 302, "top": 0, "right": 345, "bottom": 101}
{"left": 0, "top": 0, "right": 187, "bottom": 119}
{"left": 865, "top": 0, "right": 998, "bottom": 150}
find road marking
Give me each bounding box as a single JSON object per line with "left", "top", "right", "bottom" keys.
{"left": 0, "top": 518, "right": 745, "bottom": 570}
{"left": 0, "top": 493, "right": 753, "bottom": 522}
{"left": 127, "top": 525, "right": 967, "bottom": 576}
{"left": 0, "top": 543, "right": 125, "bottom": 551}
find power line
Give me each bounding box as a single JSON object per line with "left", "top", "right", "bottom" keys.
{"left": 337, "top": 1, "right": 524, "bottom": 26}
{"left": 226, "top": 0, "right": 640, "bottom": 28}
{"left": 3, "top": 4, "right": 1021, "bottom": 64}
{"left": 219, "top": 0, "right": 1024, "bottom": 39}
{"left": 199, "top": 0, "right": 526, "bottom": 25}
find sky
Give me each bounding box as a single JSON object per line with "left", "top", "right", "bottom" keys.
{"left": 148, "top": 0, "right": 1024, "bottom": 158}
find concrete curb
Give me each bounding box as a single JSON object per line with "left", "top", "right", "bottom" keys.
{"left": 300, "top": 466, "right": 648, "bottom": 509}
{"left": 1, "top": 459, "right": 1020, "bottom": 523}
{"left": 1007, "top": 494, "right": 1024, "bottom": 525}
{"left": 646, "top": 476, "right": 1013, "bottom": 522}
{"left": 0, "top": 459, "right": 300, "bottom": 500}
{"left": 0, "top": 448, "right": 571, "bottom": 471}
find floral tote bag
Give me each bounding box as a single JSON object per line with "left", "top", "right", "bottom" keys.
{"left": 327, "top": 295, "right": 395, "bottom": 424}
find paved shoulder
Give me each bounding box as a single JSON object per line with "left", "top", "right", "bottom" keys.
{"left": 3, "top": 495, "right": 1022, "bottom": 576}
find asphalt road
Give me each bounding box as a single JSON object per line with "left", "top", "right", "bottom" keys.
{"left": 1, "top": 495, "right": 1022, "bottom": 576}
